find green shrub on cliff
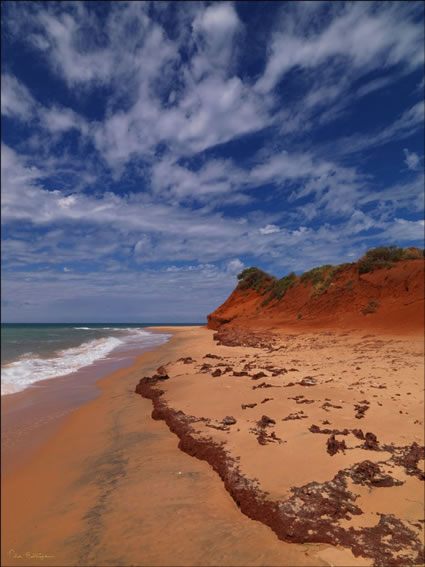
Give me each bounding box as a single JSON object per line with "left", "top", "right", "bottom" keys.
{"left": 235, "top": 245, "right": 422, "bottom": 306}
{"left": 237, "top": 267, "right": 274, "bottom": 292}
{"left": 300, "top": 264, "right": 339, "bottom": 297}
{"left": 261, "top": 272, "right": 297, "bottom": 306}
{"left": 357, "top": 245, "right": 420, "bottom": 274}
{"left": 300, "top": 264, "right": 334, "bottom": 285}
{"left": 402, "top": 247, "right": 424, "bottom": 260}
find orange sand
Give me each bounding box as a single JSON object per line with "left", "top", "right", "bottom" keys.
{"left": 2, "top": 327, "right": 336, "bottom": 567}
{"left": 3, "top": 325, "right": 423, "bottom": 566}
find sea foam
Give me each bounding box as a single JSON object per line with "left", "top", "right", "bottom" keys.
{"left": 1, "top": 329, "right": 169, "bottom": 395}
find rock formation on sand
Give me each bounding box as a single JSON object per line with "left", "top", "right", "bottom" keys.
{"left": 136, "top": 245, "right": 424, "bottom": 566}
{"left": 207, "top": 246, "right": 424, "bottom": 335}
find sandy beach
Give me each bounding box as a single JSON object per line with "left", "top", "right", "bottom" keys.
{"left": 2, "top": 324, "right": 423, "bottom": 566}
{"left": 1, "top": 327, "right": 325, "bottom": 567}
{"left": 3, "top": 0, "right": 424, "bottom": 564}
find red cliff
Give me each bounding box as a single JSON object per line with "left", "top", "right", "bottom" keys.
{"left": 207, "top": 247, "right": 424, "bottom": 335}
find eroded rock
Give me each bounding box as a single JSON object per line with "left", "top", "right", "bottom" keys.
{"left": 327, "top": 434, "right": 347, "bottom": 456}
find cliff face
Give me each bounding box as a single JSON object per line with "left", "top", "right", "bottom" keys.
{"left": 207, "top": 255, "right": 425, "bottom": 335}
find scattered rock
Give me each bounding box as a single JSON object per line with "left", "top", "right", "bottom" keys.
{"left": 251, "top": 371, "right": 267, "bottom": 380}
{"left": 211, "top": 369, "right": 222, "bottom": 377}
{"left": 263, "top": 366, "right": 287, "bottom": 376}
{"left": 136, "top": 369, "right": 425, "bottom": 566}
{"left": 213, "top": 327, "right": 277, "bottom": 349}
{"left": 321, "top": 401, "right": 342, "bottom": 411}
{"left": 327, "top": 434, "right": 347, "bottom": 456}
{"left": 222, "top": 416, "right": 237, "bottom": 426}
{"left": 251, "top": 415, "right": 283, "bottom": 445}
{"left": 392, "top": 442, "right": 425, "bottom": 480}
{"left": 352, "top": 428, "right": 365, "bottom": 440}
{"left": 204, "top": 353, "right": 222, "bottom": 359}
{"left": 299, "top": 376, "right": 317, "bottom": 386}
{"left": 233, "top": 371, "right": 249, "bottom": 377}
{"left": 147, "top": 370, "right": 170, "bottom": 382}
{"left": 349, "top": 461, "right": 403, "bottom": 488}
{"left": 354, "top": 403, "right": 369, "bottom": 419}
{"left": 259, "top": 415, "right": 276, "bottom": 427}
{"left": 252, "top": 382, "right": 276, "bottom": 390}
{"left": 260, "top": 397, "right": 273, "bottom": 404}
{"left": 309, "top": 425, "right": 349, "bottom": 435}
{"left": 178, "top": 357, "right": 194, "bottom": 364}
{"left": 241, "top": 403, "right": 257, "bottom": 410}
{"left": 155, "top": 366, "right": 169, "bottom": 378}
{"left": 364, "top": 432, "right": 379, "bottom": 451}
{"left": 283, "top": 412, "right": 307, "bottom": 421}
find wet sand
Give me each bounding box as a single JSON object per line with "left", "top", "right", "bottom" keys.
{"left": 1, "top": 343, "right": 162, "bottom": 474}
{"left": 2, "top": 327, "right": 332, "bottom": 567}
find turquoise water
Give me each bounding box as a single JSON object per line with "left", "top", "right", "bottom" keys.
{"left": 1, "top": 323, "right": 198, "bottom": 395}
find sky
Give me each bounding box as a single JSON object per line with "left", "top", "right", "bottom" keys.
{"left": 1, "top": 1, "right": 424, "bottom": 323}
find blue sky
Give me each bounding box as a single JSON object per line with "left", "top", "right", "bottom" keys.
{"left": 2, "top": 1, "right": 424, "bottom": 323}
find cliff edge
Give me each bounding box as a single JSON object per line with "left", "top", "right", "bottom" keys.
{"left": 207, "top": 246, "right": 424, "bottom": 335}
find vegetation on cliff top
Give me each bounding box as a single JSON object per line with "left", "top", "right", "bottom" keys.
{"left": 237, "top": 267, "right": 275, "bottom": 292}
{"left": 237, "top": 246, "right": 423, "bottom": 306}
{"left": 357, "top": 245, "right": 423, "bottom": 274}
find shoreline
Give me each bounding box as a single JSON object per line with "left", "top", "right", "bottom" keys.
{"left": 2, "top": 325, "right": 423, "bottom": 566}
{"left": 2, "top": 326, "right": 326, "bottom": 567}
{"left": 1, "top": 328, "right": 172, "bottom": 475}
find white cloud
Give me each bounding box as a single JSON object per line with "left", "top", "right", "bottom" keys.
{"left": 379, "top": 218, "right": 425, "bottom": 242}
{"left": 324, "top": 101, "right": 425, "bottom": 157}
{"left": 155, "top": 73, "right": 271, "bottom": 157}
{"left": 255, "top": 3, "right": 424, "bottom": 94}
{"left": 2, "top": 3, "right": 424, "bottom": 322}
{"left": 8, "top": 3, "right": 269, "bottom": 169}
{"left": 356, "top": 76, "right": 394, "bottom": 98}
{"left": 150, "top": 156, "right": 247, "bottom": 203}
{"left": 1, "top": 72, "right": 88, "bottom": 141}
{"left": 259, "top": 224, "right": 280, "bottom": 235}
{"left": 1, "top": 74, "right": 36, "bottom": 120}
{"left": 250, "top": 151, "right": 317, "bottom": 185}
{"left": 403, "top": 148, "right": 421, "bottom": 171}
{"left": 29, "top": 33, "right": 50, "bottom": 50}
{"left": 191, "top": 3, "right": 241, "bottom": 74}
{"left": 36, "top": 10, "right": 114, "bottom": 85}
{"left": 226, "top": 258, "right": 244, "bottom": 273}
{"left": 39, "top": 106, "right": 88, "bottom": 134}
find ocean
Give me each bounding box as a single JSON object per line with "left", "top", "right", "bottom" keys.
{"left": 1, "top": 323, "right": 192, "bottom": 395}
